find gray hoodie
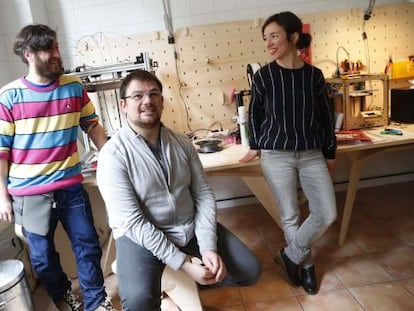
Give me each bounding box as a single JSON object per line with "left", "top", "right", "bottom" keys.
{"left": 97, "top": 125, "right": 217, "bottom": 270}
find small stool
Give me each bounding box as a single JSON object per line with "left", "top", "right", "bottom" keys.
{"left": 111, "top": 260, "right": 203, "bottom": 311}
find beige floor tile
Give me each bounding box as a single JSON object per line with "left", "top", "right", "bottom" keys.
{"left": 245, "top": 296, "right": 302, "bottom": 311}
{"left": 240, "top": 278, "right": 294, "bottom": 303}
{"left": 389, "top": 222, "right": 414, "bottom": 246}
{"left": 297, "top": 289, "right": 363, "bottom": 311}
{"left": 400, "top": 278, "right": 414, "bottom": 295}
{"left": 349, "top": 281, "right": 414, "bottom": 311}
{"left": 199, "top": 287, "right": 243, "bottom": 308}
{"left": 348, "top": 226, "right": 404, "bottom": 253}
{"left": 331, "top": 254, "right": 393, "bottom": 287}
{"left": 255, "top": 256, "right": 285, "bottom": 282}
{"left": 369, "top": 246, "right": 414, "bottom": 279}
{"left": 203, "top": 305, "right": 246, "bottom": 311}
{"left": 312, "top": 224, "right": 365, "bottom": 260}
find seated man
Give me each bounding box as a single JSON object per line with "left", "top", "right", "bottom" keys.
{"left": 96, "top": 70, "right": 261, "bottom": 311}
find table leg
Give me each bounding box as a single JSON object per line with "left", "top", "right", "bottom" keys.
{"left": 241, "top": 176, "right": 282, "bottom": 227}
{"left": 101, "top": 232, "right": 116, "bottom": 277}
{"left": 338, "top": 153, "right": 363, "bottom": 246}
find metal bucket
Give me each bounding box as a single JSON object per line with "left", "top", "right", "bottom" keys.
{"left": 0, "top": 259, "right": 35, "bottom": 311}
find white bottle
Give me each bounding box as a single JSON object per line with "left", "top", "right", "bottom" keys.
{"left": 238, "top": 105, "right": 249, "bottom": 147}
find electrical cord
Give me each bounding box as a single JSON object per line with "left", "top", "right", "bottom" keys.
{"left": 173, "top": 48, "right": 193, "bottom": 133}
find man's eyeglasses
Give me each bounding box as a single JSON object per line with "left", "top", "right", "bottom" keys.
{"left": 123, "top": 91, "right": 162, "bottom": 101}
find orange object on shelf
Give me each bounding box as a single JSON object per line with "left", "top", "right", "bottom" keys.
{"left": 392, "top": 60, "right": 414, "bottom": 79}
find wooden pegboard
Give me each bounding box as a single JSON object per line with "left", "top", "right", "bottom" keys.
{"left": 75, "top": 3, "right": 414, "bottom": 135}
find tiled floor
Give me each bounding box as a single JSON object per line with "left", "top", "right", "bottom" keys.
{"left": 32, "top": 181, "right": 414, "bottom": 310}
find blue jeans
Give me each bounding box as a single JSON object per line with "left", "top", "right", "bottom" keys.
{"left": 23, "top": 184, "right": 105, "bottom": 311}
{"left": 261, "top": 149, "right": 337, "bottom": 266}
{"left": 115, "top": 223, "right": 261, "bottom": 311}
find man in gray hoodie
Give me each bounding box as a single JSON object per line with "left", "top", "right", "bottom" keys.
{"left": 96, "top": 70, "right": 261, "bottom": 311}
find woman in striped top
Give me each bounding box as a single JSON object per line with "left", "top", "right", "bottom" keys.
{"left": 240, "top": 11, "right": 337, "bottom": 295}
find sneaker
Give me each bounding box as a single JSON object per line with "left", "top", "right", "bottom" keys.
{"left": 94, "top": 297, "right": 118, "bottom": 311}
{"left": 55, "top": 289, "right": 83, "bottom": 311}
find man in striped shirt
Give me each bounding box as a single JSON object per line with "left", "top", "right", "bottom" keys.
{"left": 0, "top": 24, "right": 116, "bottom": 311}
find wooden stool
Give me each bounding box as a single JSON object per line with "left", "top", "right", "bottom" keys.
{"left": 111, "top": 260, "right": 203, "bottom": 311}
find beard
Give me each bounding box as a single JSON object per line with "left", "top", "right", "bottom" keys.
{"left": 132, "top": 116, "right": 161, "bottom": 129}
{"left": 34, "top": 54, "right": 63, "bottom": 81}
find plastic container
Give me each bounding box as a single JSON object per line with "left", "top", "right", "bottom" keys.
{"left": 391, "top": 60, "right": 414, "bottom": 79}
{"left": 0, "top": 259, "right": 35, "bottom": 311}
{"left": 238, "top": 106, "right": 249, "bottom": 147}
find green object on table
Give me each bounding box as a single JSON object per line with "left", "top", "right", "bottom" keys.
{"left": 380, "top": 128, "right": 403, "bottom": 135}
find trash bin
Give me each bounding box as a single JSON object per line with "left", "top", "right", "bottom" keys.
{"left": 0, "top": 259, "right": 35, "bottom": 311}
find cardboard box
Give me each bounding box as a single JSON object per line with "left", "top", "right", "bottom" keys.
{"left": 15, "top": 247, "right": 38, "bottom": 293}
{"left": 0, "top": 222, "right": 23, "bottom": 260}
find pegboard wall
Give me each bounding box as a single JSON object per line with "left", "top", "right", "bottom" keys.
{"left": 76, "top": 3, "right": 414, "bottom": 136}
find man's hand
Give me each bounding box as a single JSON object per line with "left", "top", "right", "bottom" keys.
{"left": 181, "top": 251, "right": 227, "bottom": 285}
{"left": 239, "top": 149, "right": 260, "bottom": 163}
{"left": 0, "top": 195, "right": 13, "bottom": 223}
{"left": 0, "top": 159, "right": 13, "bottom": 222}
{"left": 201, "top": 250, "right": 226, "bottom": 283}
{"left": 180, "top": 257, "right": 217, "bottom": 285}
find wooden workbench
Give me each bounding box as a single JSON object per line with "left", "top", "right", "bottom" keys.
{"left": 198, "top": 126, "right": 414, "bottom": 246}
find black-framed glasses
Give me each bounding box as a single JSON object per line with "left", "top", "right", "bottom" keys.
{"left": 123, "top": 90, "right": 162, "bottom": 101}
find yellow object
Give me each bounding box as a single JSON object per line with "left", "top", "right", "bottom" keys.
{"left": 392, "top": 60, "right": 414, "bottom": 79}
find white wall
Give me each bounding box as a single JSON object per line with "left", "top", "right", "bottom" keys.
{"left": 0, "top": 0, "right": 31, "bottom": 84}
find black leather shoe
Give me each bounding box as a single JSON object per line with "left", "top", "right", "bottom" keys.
{"left": 278, "top": 249, "right": 301, "bottom": 286}
{"left": 301, "top": 266, "right": 317, "bottom": 295}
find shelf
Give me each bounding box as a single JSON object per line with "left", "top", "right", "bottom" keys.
{"left": 390, "top": 76, "right": 414, "bottom": 81}
{"left": 349, "top": 90, "right": 373, "bottom": 97}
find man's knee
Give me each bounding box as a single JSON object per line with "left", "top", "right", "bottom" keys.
{"left": 243, "top": 259, "right": 261, "bottom": 286}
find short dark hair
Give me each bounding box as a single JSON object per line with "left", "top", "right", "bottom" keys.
{"left": 13, "top": 24, "right": 57, "bottom": 64}
{"left": 262, "top": 11, "right": 311, "bottom": 49}
{"left": 120, "top": 70, "right": 163, "bottom": 99}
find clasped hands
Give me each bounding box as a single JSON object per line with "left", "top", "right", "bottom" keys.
{"left": 181, "top": 250, "right": 226, "bottom": 285}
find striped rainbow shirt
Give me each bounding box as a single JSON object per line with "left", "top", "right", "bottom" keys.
{"left": 0, "top": 75, "right": 99, "bottom": 196}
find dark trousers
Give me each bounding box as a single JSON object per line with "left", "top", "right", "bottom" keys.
{"left": 115, "top": 223, "right": 261, "bottom": 311}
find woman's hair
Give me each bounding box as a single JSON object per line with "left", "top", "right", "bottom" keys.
{"left": 120, "top": 69, "right": 163, "bottom": 99}
{"left": 13, "top": 24, "right": 57, "bottom": 64}
{"left": 262, "top": 11, "right": 311, "bottom": 49}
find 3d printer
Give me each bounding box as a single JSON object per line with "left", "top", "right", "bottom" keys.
{"left": 326, "top": 74, "right": 389, "bottom": 130}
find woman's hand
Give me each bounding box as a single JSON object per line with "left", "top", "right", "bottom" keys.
{"left": 239, "top": 149, "right": 260, "bottom": 163}
{"left": 326, "top": 159, "right": 336, "bottom": 172}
